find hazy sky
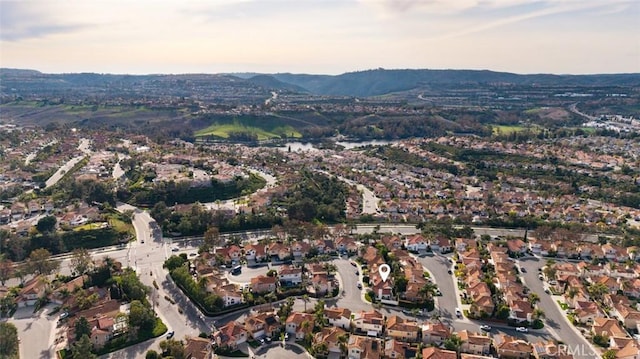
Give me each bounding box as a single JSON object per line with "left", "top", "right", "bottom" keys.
{"left": 1, "top": 0, "right": 638, "bottom": 75}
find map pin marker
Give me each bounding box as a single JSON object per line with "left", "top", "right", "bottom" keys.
{"left": 379, "top": 264, "right": 391, "bottom": 282}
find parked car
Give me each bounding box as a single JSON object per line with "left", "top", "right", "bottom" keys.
{"left": 357, "top": 283, "right": 362, "bottom": 289}
{"left": 455, "top": 308, "right": 462, "bottom": 318}
{"left": 520, "top": 267, "right": 526, "bottom": 273}
{"left": 516, "top": 327, "right": 528, "bottom": 333}
{"left": 435, "top": 289, "right": 442, "bottom": 296}
{"left": 480, "top": 325, "right": 492, "bottom": 331}
{"left": 167, "top": 331, "right": 175, "bottom": 338}
{"left": 171, "top": 247, "right": 179, "bottom": 252}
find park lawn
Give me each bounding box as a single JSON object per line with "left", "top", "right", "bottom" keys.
{"left": 195, "top": 123, "right": 301, "bottom": 140}
{"left": 492, "top": 124, "right": 541, "bottom": 136}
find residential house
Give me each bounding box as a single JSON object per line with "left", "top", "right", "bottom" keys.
{"left": 385, "top": 339, "right": 417, "bottom": 359}
{"left": 573, "top": 301, "right": 604, "bottom": 325}
{"left": 311, "top": 273, "right": 332, "bottom": 296}
{"left": 184, "top": 337, "right": 214, "bottom": 359}
{"left": 268, "top": 243, "right": 291, "bottom": 261}
{"left": 335, "top": 236, "right": 358, "bottom": 254}
{"left": 17, "top": 275, "right": 47, "bottom": 307}
{"left": 244, "top": 244, "right": 267, "bottom": 262}
{"left": 285, "top": 312, "right": 315, "bottom": 340}
{"left": 615, "top": 340, "right": 640, "bottom": 359}
{"left": 313, "top": 327, "right": 347, "bottom": 354}
{"left": 385, "top": 315, "right": 419, "bottom": 342}
{"left": 531, "top": 341, "right": 563, "bottom": 359}
{"left": 325, "top": 307, "right": 352, "bottom": 330}
{"left": 348, "top": 335, "right": 383, "bottom": 359}
{"left": 406, "top": 234, "right": 428, "bottom": 252}
{"left": 50, "top": 275, "right": 87, "bottom": 305}
{"left": 506, "top": 239, "right": 527, "bottom": 256}
{"left": 458, "top": 330, "right": 492, "bottom": 355}
{"left": 421, "top": 321, "right": 451, "bottom": 346}
{"left": 509, "top": 300, "right": 533, "bottom": 323}
{"left": 244, "top": 311, "right": 280, "bottom": 339}
{"left": 213, "top": 321, "right": 247, "bottom": 349}
{"left": 591, "top": 318, "right": 628, "bottom": 339}
{"left": 353, "top": 310, "right": 385, "bottom": 337}
{"left": 495, "top": 334, "right": 533, "bottom": 359}
{"left": 421, "top": 347, "right": 457, "bottom": 359}
{"left": 250, "top": 275, "right": 277, "bottom": 294}
{"left": 612, "top": 303, "right": 640, "bottom": 331}
{"left": 278, "top": 265, "right": 302, "bottom": 286}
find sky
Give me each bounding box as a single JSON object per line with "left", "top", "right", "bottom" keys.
{"left": 1, "top": 0, "right": 639, "bottom": 75}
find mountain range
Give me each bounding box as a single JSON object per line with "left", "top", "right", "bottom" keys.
{"left": 2, "top": 68, "right": 639, "bottom": 99}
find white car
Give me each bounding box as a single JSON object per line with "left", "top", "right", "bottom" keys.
{"left": 455, "top": 308, "right": 462, "bottom": 318}
{"left": 515, "top": 327, "right": 528, "bottom": 333}
{"left": 480, "top": 325, "right": 492, "bottom": 331}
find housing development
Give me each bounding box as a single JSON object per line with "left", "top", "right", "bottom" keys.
{"left": 0, "top": 68, "right": 639, "bottom": 359}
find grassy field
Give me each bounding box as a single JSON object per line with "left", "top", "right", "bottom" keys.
{"left": 492, "top": 124, "right": 538, "bottom": 135}
{"left": 108, "top": 217, "right": 134, "bottom": 236}
{"left": 195, "top": 122, "right": 302, "bottom": 140}
{"left": 73, "top": 222, "right": 108, "bottom": 231}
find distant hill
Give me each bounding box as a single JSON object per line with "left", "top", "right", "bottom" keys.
{"left": 272, "top": 69, "right": 640, "bottom": 97}
{"left": 2, "top": 67, "right": 639, "bottom": 98}
{"left": 246, "top": 74, "right": 308, "bottom": 93}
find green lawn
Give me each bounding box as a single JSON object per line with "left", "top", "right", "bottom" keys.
{"left": 108, "top": 217, "right": 134, "bottom": 236}
{"left": 73, "top": 222, "right": 108, "bottom": 231}
{"left": 195, "top": 123, "right": 301, "bottom": 140}
{"left": 492, "top": 124, "right": 534, "bottom": 135}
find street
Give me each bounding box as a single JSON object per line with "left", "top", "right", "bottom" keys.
{"left": 518, "top": 257, "right": 598, "bottom": 359}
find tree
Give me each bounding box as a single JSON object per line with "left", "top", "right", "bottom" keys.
{"left": 129, "top": 300, "right": 155, "bottom": 332}
{"left": 70, "top": 248, "right": 93, "bottom": 277}
{"left": 121, "top": 209, "right": 135, "bottom": 224}
{"left": 163, "top": 255, "right": 187, "bottom": 271}
{"left": 203, "top": 226, "right": 221, "bottom": 252}
{"left": 72, "top": 334, "right": 97, "bottom": 359}
{"left": 444, "top": 334, "right": 464, "bottom": 354}
{"left": 145, "top": 350, "right": 160, "bottom": 359}
{"left": 75, "top": 316, "right": 92, "bottom": 341}
{"left": 0, "top": 322, "right": 19, "bottom": 358}
{"left": 27, "top": 248, "right": 59, "bottom": 275}
{"left": 587, "top": 283, "right": 608, "bottom": 302}
{"left": 602, "top": 350, "right": 617, "bottom": 359}
{"left": 532, "top": 308, "right": 545, "bottom": 321}
{"left": 302, "top": 294, "right": 310, "bottom": 312}
{"left": 0, "top": 257, "right": 14, "bottom": 286}
{"left": 528, "top": 293, "right": 540, "bottom": 306}
{"left": 159, "top": 339, "right": 185, "bottom": 359}
{"left": 36, "top": 215, "right": 57, "bottom": 233}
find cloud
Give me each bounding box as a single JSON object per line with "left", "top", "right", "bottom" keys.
{"left": 0, "top": 1, "right": 89, "bottom": 41}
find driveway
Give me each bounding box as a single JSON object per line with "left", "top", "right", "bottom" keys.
{"left": 10, "top": 304, "right": 57, "bottom": 359}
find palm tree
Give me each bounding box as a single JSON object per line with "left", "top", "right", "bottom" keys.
{"left": 528, "top": 293, "right": 540, "bottom": 306}
{"left": 338, "top": 334, "right": 349, "bottom": 357}
{"left": 444, "top": 334, "right": 464, "bottom": 356}
{"left": 587, "top": 283, "right": 608, "bottom": 302}
{"left": 301, "top": 294, "right": 310, "bottom": 312}
{"left": 532, "top": 308, "right": 545, "bottom": 321}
